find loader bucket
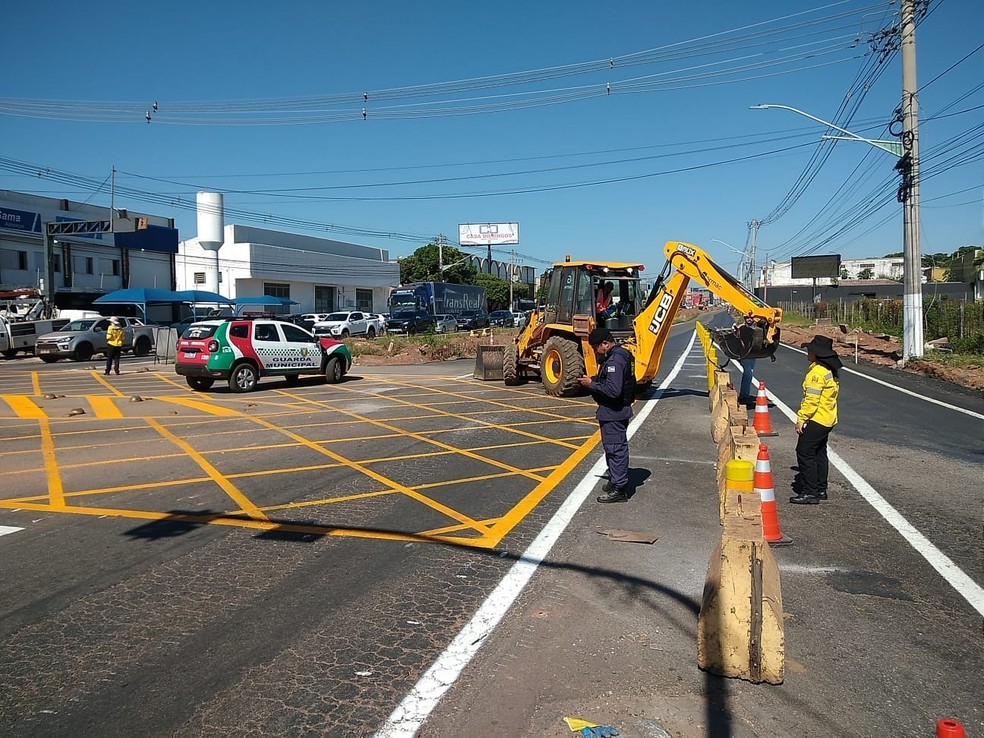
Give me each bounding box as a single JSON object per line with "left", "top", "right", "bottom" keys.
{"left": 711, "top": 327, "right": 781, "bottom": 361}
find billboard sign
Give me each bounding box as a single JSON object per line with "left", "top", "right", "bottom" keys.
{"left": 458, "top": 222, "right": 519, "bottom": 246}
{"left": 791, "top": 254, "right": 841, "bottom": 279}
{"left": 0, "top": 207, "right": 42, "bottom": 233}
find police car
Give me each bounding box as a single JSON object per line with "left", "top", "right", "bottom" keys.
{"left": 174, "top": 318, "right": 353, "bottom": 392}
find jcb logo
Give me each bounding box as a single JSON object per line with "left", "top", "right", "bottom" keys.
{"left": 648, "top": 292, "right": 675, "bottom": 336}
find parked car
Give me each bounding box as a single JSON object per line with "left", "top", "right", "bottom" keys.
{"left": 434, "top": 314, "right": 458, "bottom": 334}
{"left": 457, "top": 309, "right": 490, "bottom": 331}
{"left": 311, "top": 311, "right": 379, "bottom": 339}
{"left": 488, "top": 310, "right": 515, "bottom": 327}
{"left": 35, "top": 316, "right": 155, "bottom": 362}
{"left": 174, "top": 318, "right": 352, "bottom": 392}
{"left": 386, "top": 309, "right": 436, "bottom": 335}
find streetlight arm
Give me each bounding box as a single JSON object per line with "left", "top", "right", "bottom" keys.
{"left": 751, "top": 104, "right": 901, "bottom": 157}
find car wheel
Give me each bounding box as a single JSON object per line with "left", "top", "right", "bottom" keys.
{"left": 186, "top": 376, "right": 215, "bottom": 391}
{"left": 540, "top": 336, "right": 584, "bottom": 397}
{"left": 366, "top": 326, "right": 376, "bottom": 339}
{"left": 325, "top": 356, "right": 344, "bottom": 384}
{"left": 229, "top": 362, "right": 259, "bottom": 392}
{"left": 2, "top": 349, "right": 18, "bottom": 359}
{"left": 39, "top": 356, "right": 60, "bottom": 363}
{"left": 284, "top": 373, "right": 300, "bottom": 386}
{"left": 73, "top": 343, "right": 93, "bottom": 362}
{"left": 341, "top": 328, "right": 350, "bottom": 338}
{"left": 133, "top": 336, "right": 151, "bottom": 357}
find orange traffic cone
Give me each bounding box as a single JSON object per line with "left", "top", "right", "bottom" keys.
{"left": 754, "top": 444, "right": 792, "bottom": 546}
{"left": 753, "top": 381, "right": 778, "bottom": 437}
{"left": 937, "top": 719, "right": 967, "bottom": 738}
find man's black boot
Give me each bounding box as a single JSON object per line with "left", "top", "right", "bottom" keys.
{"left": 601, "top": 481, "right": 615, "bottom": 493}
{"left": 597, "top": 488, "right": 628, "bottom": 503}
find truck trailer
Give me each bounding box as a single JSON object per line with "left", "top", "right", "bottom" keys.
{"left": 388, "top": 282, "right": 487, "bottom": 317}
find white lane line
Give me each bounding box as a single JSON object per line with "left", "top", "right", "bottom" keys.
{"left": 374, "top": 332, "right": 699, "bottom": 737}
{"left": 0, "top": 526, "right": 25, "bottom": 537}
{"left": 765, "top": 388, "right": 984, "bottom": 618}
{"left": 777, "top": 345, "right": 984, "bottom": 420}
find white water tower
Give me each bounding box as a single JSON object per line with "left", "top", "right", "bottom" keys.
{"left": 196, "top": 192, "right": 225, "bottom": 294}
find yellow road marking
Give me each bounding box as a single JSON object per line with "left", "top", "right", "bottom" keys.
{"left": 87, "top": 396, "right": 125, "bottom": 419}
{"left": 247, "top": 410, "right": 490, "bottom": 536}
{"left": 2, "top": 395, "right": 46, "bottom": 418}
{"left": 92, "top": 372, "right": 124, "bottom": 394}
{"left": 31, "top": 371, "right": 41, "bottom": 397}
{"left": 145, "top": 418, "right": 268, "bottom": 521}
{"left": 39, "top": 418, "right": 66, "bottom": 509}
{"left": 156, "top": 396, "right": 241, "bottom": 416}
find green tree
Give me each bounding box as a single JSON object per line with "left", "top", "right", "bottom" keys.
{"left": 398, "top": 242, "right": 478, "bottom": 285}
{"left": 474, "top": 273, "right": 528, "bottom": 310}
{"left": 857, "top": 267, "right": 874, "bottom": 280}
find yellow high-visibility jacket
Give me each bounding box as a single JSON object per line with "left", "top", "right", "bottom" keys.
{"left": 107, "top": 324, "right": 126, "bottom": 348}
{"left": 796, "top": 362, "right": 838, "bottom": 427}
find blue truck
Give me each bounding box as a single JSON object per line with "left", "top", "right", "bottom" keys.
{"left": 388, "top": 282, "right": 487, "bottom": 318}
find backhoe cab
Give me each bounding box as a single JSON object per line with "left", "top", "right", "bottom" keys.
{"left": 502, "top": 240, "right": 782, "bottom": 396}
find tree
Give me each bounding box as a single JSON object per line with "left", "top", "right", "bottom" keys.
{"left": 475, "top": 273, "right": 529, "bottom": 310}
{"left": 840, "top": 267, "right": 850, "bottom": 280}
{"left": 398, "top": 242, "right": 478, "bottom": 285}
{"left": 857, "top": 268, "right": 874, "bottom": 280}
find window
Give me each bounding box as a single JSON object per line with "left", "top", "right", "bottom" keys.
{"left": 18, "top": 251, "right": 28, "bottom": 270}
{"left": 356, "top": 288, "right": 373, "bottom": 313}
{"left": 53, "top": 254, "right": 61, "bottom": 273}
{"left": 315, "top": 286, "right": 334, "bottom": 312}
{"left": 281, "top": 324, "right": 312, "bottom": 342}
{"left": 194, "top": 272, "right": 206, "bottom": 284}
{"left": 254, "top": 323, "right": 279, "bottom": 342}
{"left": 85, "top": 257, "right": 94, "bottom": 274}
{"left": 263, "top": 283, "right": 290, "bottom": 300}
{"left": 112, "top": 260, "right": 120, "bottom": 277}
{"left": 230, "top": 324, "right": 249, "bottom": 339}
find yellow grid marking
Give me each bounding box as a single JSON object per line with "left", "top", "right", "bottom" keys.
{"left": 87, "top": 396, "right": 125, "bottom": 419}
{"left": 31, "top": 371, "right": 41, "bottom": 397}
{"left": 2, "top": 395, "right": 46, "bottom": 418}
{"left": 40, "top": 418, "right": 66, "bottom": 509}
{"left": 144, "top": 418, "right": 269, "bottom": 522}
{"left": 157, "top": 396, "right": 241, "bottom": 416}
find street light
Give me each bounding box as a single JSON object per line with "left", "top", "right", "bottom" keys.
{"left": 711, "top": 238, "right": 752, "bottom": 288}
{"left": 750, "top": 103, "right": 923, "bottom": 361}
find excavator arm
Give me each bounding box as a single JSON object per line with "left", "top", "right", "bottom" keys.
{"left": 626, "top": 241, "right": 782, "bottom": 384}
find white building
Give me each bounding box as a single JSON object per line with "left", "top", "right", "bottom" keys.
{"left": 763, "top": 256, "right": 905, "bottom": 287}
{"left": 0, "top": 190, "right": 176, "bottom": 308}
{"left": 176, "top": 220, "right": 399, "bottom": 315}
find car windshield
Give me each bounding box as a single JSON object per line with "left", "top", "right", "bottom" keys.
{"left": 64, "top": 320, "right": 97, "bottom": 331}
{"left": 460, "top": 311, "right": 479, "bottom": 317}
{"left": 326, "top": 313, "right": 350, "bottom": 321}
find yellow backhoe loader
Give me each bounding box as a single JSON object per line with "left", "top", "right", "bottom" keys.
{"left": 503, "top": 240, "right": 782, "bottom": 396}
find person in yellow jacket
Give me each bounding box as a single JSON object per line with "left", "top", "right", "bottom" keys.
{"left": 104, "top": 317, "right": 126, "bottom": 375}
{"left": 790, "top": 335, "right": 841, "bottom": 505}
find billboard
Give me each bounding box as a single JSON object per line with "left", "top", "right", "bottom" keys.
{"left": 791, "top": 254, "right": 841, "bottom": 279}
{"left": 458, "top": 222, "right": 519, "bottom": 246}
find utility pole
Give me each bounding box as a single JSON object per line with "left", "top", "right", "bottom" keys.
{"left": 746, "top": 219, "right": 760, "bottom": 292}
{"left": 509, "top": 249, "right": 515, "bottom": 309}
{"left": 437, "top": 233, "right": 445, "bottom": 277}
{"left": 900, "top": 0, "right": 924, "bottom": 360}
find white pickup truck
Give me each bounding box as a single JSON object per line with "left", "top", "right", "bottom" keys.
{"left": 312, "top": 311, "right": 383, "bottom": 339}
{"left": 0, "top": 315, "right": 70, "bottom": 359}
{"left": 34, "top": 317, "right": 156, "bottom": 362}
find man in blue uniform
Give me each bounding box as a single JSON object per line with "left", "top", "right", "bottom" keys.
{"left": 579, "top": 327, "right": 635, "bottom": 503}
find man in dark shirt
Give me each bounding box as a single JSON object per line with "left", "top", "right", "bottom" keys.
{"left": 579, "top": 327, "right": 635, "bottom": 503}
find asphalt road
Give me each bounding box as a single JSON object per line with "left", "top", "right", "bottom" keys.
{"left": 0, "top": 321, "right": 981, "bottom": 737}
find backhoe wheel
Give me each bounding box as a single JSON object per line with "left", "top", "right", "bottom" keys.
{"left": 540, "top": 336, "right": 585, "bottom": 397}
{"left": 502, "top": 343, "right": 522, "bottom": 386}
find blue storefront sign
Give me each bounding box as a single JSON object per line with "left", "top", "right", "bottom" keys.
{"left": 0, "top": 206, "right": 42, "bottom": 233}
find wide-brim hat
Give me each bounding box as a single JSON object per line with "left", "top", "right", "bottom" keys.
{"left": 801, "top": 334, "right": 842, "bottom": 368}
{"left": 110, "top": 317, "right": 123, "bottom": 325}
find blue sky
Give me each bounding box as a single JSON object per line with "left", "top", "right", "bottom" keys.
{"left": 2, "top": 0, "right": 981, "bottom": 278}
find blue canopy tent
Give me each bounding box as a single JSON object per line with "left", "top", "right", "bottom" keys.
{"left": 93, "top": 288, "right": 233, "bottom": 324}
{"left": 233, "top": 295, "right": 299, "bottom": 316}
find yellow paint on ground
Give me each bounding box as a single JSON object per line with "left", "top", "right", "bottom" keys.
{"left": 157, "top": 396, "right": 241, "bottom": 416}
{"left": 2, "top": 395, "right": 46, "bottom": 419}
{"left": 145, "top": 418, "right": 269, "bottom": 521}
{"left": 39, "top": 418, "right": 65, "bottom": 509}
{"left": 31, "top": 371, "right": 41, "bottom": 397}
{"left": 87, "top": 396, "right": 125, "bottom": 419}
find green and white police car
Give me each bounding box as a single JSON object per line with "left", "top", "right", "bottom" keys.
{"left": 174, "top": 318, "right": 352, "bottom": 392}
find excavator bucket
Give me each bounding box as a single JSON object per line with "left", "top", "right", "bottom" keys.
{"left": 711, "top": 326, "right": 781, "bottom": 361}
